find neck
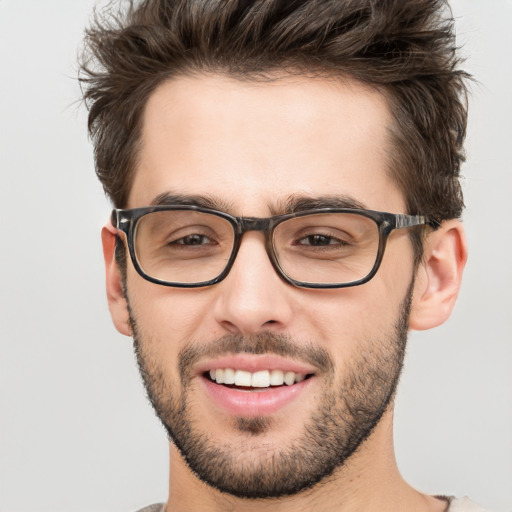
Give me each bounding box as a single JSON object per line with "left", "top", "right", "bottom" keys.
{"left": 164, "top": 409, "right": 446, "bottom": 512}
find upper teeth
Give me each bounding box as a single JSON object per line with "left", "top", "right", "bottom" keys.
{"left": 209, "top": 369, "right": 306, "bottom": 388}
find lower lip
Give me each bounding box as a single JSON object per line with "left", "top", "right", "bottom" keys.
{"left": 200, "top": 376, "right": 312, "bottom": 417}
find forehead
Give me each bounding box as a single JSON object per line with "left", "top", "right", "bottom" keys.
{"left": 130, "top": 73, "right": 405, "bottom": 214}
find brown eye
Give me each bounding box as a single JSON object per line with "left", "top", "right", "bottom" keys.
{"left": 297, "top": 234, "right": 344, "bottom": 246}
{"left": 172, "top": 234, "right": 214, "bottom": 246}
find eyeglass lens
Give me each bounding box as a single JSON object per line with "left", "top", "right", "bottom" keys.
{"left": 133, "top": 210, "right": 380, "bottom": 286}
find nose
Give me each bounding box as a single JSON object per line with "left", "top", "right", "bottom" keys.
{"left": 213, "top": 232, "right": 294, "bottom": 335}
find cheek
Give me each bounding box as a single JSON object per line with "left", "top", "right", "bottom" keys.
{"left": 127, "top": 273, "right": 222, "bottom": 347}
{"left": 296, "top": 278, "right": 409, "bottom": 362}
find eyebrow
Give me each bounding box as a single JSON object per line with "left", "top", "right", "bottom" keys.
{"left": 150, "top": 191, "right": 367, "bottom": 216}
{"left": 151, "top": 192, "right": 236, "bottom": 212}
{"left": 271, "top": 194, "right": 367, "bottom": 215}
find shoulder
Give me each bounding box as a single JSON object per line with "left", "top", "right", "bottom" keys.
{"left": 134, "top": 504, "right": 165, "bottom": 512}
{"left": 447, "top": 496, "right": 490, "bottom": 512}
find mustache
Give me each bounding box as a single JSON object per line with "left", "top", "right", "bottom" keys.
{"left": 178, "top": 332, "right": 334, "bottom": 383}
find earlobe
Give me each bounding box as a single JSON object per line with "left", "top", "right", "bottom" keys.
{"left": 409, "top": 220, "right": 467, "bottom": 331}
{"left": 101, "top": 224, "right": 133, "bottom": 336}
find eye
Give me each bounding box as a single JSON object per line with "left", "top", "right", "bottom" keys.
{"left": 170, "top": 234, "right": 215, "bottom": 246}
{"left": 295, "top": 233, "right": 349, "bottom": 247}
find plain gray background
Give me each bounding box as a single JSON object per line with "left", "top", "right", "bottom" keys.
{"left": 0, "top": 1, "right": 511, "bottom": 511}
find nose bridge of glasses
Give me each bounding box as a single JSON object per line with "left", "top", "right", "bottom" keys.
{"left": 227, "top": 216, "right": 285, "bottom": 287}
{"left": 238, "top": 217, "right": 274, "bottom": 235}
{"left": 239, "top": 217, "right": 272, "bottom": 232}
{"left": 234, "top": 216, "right": 277, "bottom": 267}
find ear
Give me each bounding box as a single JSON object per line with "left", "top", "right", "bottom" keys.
{"left": 409, "top": 220, "right": 467, "bottom": 331}
{"left": 101, "top": 224, "right": 132, "bottom": 336}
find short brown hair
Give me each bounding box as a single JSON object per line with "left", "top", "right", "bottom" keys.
{"left": 80, "top": 0, "right": 469, "bottom": 225}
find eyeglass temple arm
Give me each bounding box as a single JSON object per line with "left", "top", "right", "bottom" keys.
{"left": 110, "top": 210, "right": 119, "bottom": 229}
{"left": 111, "top": 210, "right": 132, "bottom": 232}
{"left": 393, "top": 214, "right": 441, "bottom": 230}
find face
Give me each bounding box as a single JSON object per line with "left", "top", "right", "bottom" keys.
{"left": 118, "top": 74, "right": 418, "bottom": 498}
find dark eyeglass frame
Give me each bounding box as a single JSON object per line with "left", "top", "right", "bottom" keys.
{"left": 111, "top": 205, "right": 439, "bottom": 289}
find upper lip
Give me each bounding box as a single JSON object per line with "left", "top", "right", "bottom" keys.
{"left": 195, "top": 354, "right": 318, "bottom": 376}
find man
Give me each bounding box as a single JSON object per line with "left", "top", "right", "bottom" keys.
{"left": 80, "top": 0, "right": 481, "bottom": 510}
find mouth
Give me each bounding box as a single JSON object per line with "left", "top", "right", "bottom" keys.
{"left": 203, "top": 368, "right": 313, "bottom": 391}
{"left": 197, "top": 355, "right": 317, "bottom": 417}
{"left": 205, "top": 368, "right": 313, "bottom": 390}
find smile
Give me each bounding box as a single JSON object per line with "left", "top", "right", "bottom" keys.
{"left": 197, "top": 355, "right": 317, "bottom": 416}
{"left": 207, "top": 368, "right": 309, "bottom": 388}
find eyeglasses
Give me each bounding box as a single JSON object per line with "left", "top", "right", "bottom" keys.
{"left": 112, "top": 205, "right": 438, "bottom": 289}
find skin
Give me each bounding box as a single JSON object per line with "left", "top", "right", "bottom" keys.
{"left": 102, "top": 74, "right": 467, "bottom": 512}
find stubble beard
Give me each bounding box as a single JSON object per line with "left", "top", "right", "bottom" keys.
{"left": 128, "top": 283, "right": 413, "bottom": 499}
